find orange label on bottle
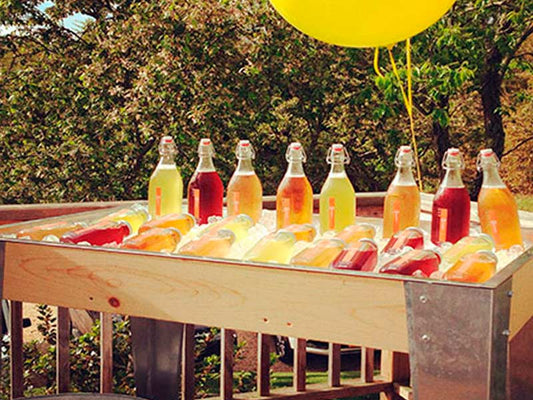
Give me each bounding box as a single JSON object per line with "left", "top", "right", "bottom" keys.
{"left": 193, "top": 188, "right": 200, "bottom": 219}
{"left": 232, "top": 191, "right": 240, "bottom": 215}
{"left": 155, "top": 187, "right": 162, "bottom": 217}
{"left": 392, "top": 201, "right": 401, "bottom": 233}
{"left": 282, "top": 197, "right": 291, "bottom": 226}
{"left": 438, "top": 208, "right": 448, "bottom": 242}
{"left": 328, "top": 197, "right": 336, "bottom": 230}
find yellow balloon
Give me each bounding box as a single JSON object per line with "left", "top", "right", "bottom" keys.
{"left": 269, "top": 0, "right": 456, "bottom": 48}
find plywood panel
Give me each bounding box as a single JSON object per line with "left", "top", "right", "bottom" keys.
{"left": 2, "top": 241, "right": 409, "bottom": 352}
{"left": 509, "top": 258, "right": 533, "bottom": 339}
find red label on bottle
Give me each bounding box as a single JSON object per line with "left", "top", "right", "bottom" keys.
{"left": 193, "top": 188, "right": 200, "bottom": 219}
{"left": 438, "top": 208, "right": 448, "bottom": 242}
{"left": 282, "top": 197, "right": 291, "bottom": 226}
{"left": 155, "top": 187, "right": 162, "bottom": 217}
{"left": 392, "top": 201, "right": 401, "bottom": 233}
{"left": 328, "top": 197, "right": 336, "bottom": 230}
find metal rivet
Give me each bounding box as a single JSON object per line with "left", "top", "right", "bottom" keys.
{"left": 421, "top": 334, "right": 431, "bottom": 342}
{"left": 419, "top": 295, "right": 428, "bottom": 303}
{"left": 502, "top": 329, "right": 510, "bottom": 337}
{"left": 507, "top": 291, "right": 513, "bottom": 297}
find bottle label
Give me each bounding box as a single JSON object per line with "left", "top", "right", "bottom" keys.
{"left": 155, "top": 187, "right": 162, "bottom": 217}
{"left": 392, "top": 201, "right": 401, "bottom": 233}
{"left": 487, "top": 210, "right": 500, "bottom": 244}
{"left": 193, "top": 188, "right": 201, "bottom": 219}
{"left": 438, "top": 208, "right": 448, "bottom": 242}
{"left": 282, "top": 197, "right": 291, "bottom": 226}
{"left": 232, "top": 191, "right": 240, "bottom": 215}
{"left": 328, "top": 197, "right": 336, "bottom": 230}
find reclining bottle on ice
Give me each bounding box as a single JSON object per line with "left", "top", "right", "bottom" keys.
{"left": 148, "top": 136, "right": 183, "bottom": 219}
{"left": 477, "top": 149, "right": 522, "bottom": 250}
{"left": 227, "top": 140, "right": 263, "bottom": 223}
{"left": 187, "top": 138, "right": 224, "bottom": 224}
{"left": 319, "top": 143, "right": 356, "bottom": 233}
{"left": 382, "top": 146, "right": 420, "bottom": 238}
{"left": 431, "top": 148, "right": 470, "bottom": 245}
{"left": 276, "top": 142, "right": 313, "bottom": 229}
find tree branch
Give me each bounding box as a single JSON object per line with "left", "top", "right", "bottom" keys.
{"left": 502, "top": 136, "right": 533, "bottom": 157}
{"left": 501, "top": 22, "right": 533, "bottom": 78}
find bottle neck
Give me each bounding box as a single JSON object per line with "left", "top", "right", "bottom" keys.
{"left": 236, "top": 158, "right": 255, "bottom": 174}
{"left": 159, "top": 154, "right": 176, "bottom": 166}
{"left": 197, "top": 155, "right": 215, "bottom": 172}
{"left": 441, "top": 168, "right": 464, "bottom": 188}
{"left": 392, "top": 166, "right": 416, "bottom": 186}
{"left": 482, "top": 165, "right": 505, "bottom": 187}
{"left": 286, "top": 160, "right": 305, "bottom": 177}
{"left": 329, "top": 161, "right": 346, "bottom": 176}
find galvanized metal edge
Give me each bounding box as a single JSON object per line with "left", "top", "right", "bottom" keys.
{"left": 485, "top": 246, "right": 533, "bottom": 288}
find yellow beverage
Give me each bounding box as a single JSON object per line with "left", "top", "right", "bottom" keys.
{"left": 244, "top": 231, "right": 296, "bottom": 264}
{"left": 319, "top": 144, "right": 356, "bottom": 233}
{"left": 178, "top": 229, "right": 235, "bottom": 258}
{"left": 444, "top": 251, "right": 497, "bottom": 283}
{"left": 102, "top": 204, "right": 148, "bottom": 235}
{"left": 335, "top": 223, "right": 376, "bottom": 245}
{"left": 478, "top": 187, "right": 522, "bottom": 250}
{"left": 205, "top": 214, "right": 254, "bottom": 242}
{"left": 16, "top": 221, "right": 85, "bottom": 241}
{"left": 121, "top": 228, "right": 181, "bottom": 253}
{"left": 383, "top": 185, "right": 420, "bottom": 238}
{"left": 283, "top": 224, "right": 317, "bottom": 242}
{"left": 139, "top": 213, "right": 195, "bottom": 235}
{"left": 290, "top": 238, "right": 345, "bottom": 268}
{"left": 442, "top": 234, "right": 494, "bottom": 265}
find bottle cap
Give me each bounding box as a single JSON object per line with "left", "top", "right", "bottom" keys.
{"left": 358, "top": 238, "right": 378, "bottom": 250}
{"left": 476, "top": 148, "right": 500, "bottom": 170}
{"left": 442, "top": 148, "right": 465, "bottom": 170}
{"left": 273, "top": 230, "right": 298, "bottom": 244}
{"left": 198, "top": 138, "right": 215, "bottom": 157}
{"left": 327, "top": 143, "right": 350, "bottom": 165}
{"left": 159, "top": 136, "right": 177, "bottom": 155}
{"left": 394, "top": 146, "right": 414, "bottom": 167}
{"left": 235, "top": 140, "right": 255, "bottom": 159}
{"left": 118, "top": 220, "right": 133, "bottom": 236}
{"left": 286, "top": 142, "right": 306, "bottom": 162}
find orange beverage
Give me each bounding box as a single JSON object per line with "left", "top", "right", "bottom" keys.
{"left": 121, "top": 228, "right": 181, "bottom": 253}
{"left": 16, "top": 221, "right": 85, "bottom": 241}
{"left": 335, "top": 223, "right": 376, "bottom": 245}
{"left": 383, "top": 146, "right": 420, "bottom": 238}
{"left": 178, "top": 229, "right": 235, "bottom": 258}
{"left": 443, "top": 251, "right": 497, "bottom": 283}
{"left": 227, "top": 140, "right": 263, "bottom": 222}
{"left": 139, "top": 213, "right": 195, "bottom": 235}
{"left": 477, "top": 149, "right": 522, "bottom": 250}
{"left": 283, "top": 224, "right": 317, "bottom": 242}
{"left": 276, "top": 143, "right": 313, "bottom": 229}
{"left": 290, "top": 238, "right": 345, "bottom": 268}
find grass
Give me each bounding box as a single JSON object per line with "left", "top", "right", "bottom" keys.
{"left": 516, "top": 194, "right": 533, "bottom": 212}
{"left": 270, "top": 371, "right": 379, "bottom": 400}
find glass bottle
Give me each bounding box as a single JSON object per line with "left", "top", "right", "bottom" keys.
{"left": 60, "top": 220, "right": 131, "bottom": 246}
{"left": 101, "top": 204, "right": 149, "bottom": 235}
{"left": 227, "top": 140, "right": 263, "bottom": 223}
{"left": 290, "top": 238, "right": 345, "bottom": 268}
{"left": 283, "top": 224, "right": 317, "bottom": 242}
{"left": 477, "top": 149, "right": 523, "bottom": 250}
{"left": 16, "top": 221, "right": 86, "bottom": 241}
{"left": 382, "top": 146, "right": 420, "bottom": 238}
{"left": 379, "top": 249, "right": 440, "bottom": 277}
{"left": 443, "top": 250, "right": 497, "bottom": 283}
{"left": 139, "top": 213, "right": 196, "bottom": 235}
{"left": 148, "top": 136, "right": 183, "bottom": 219}
{"left": 383, "top": 227, "right": 424, "bottom": 255}
{"left": 331, "top": 239, "right": 378, "bottom": 272}
{"left": 319, "top": 144, "right": 356, "bottom": 233}
{"left": 178, "top": 229, "right": 235, "bottom": 258}
{"left": 243, "top": 231, "right": 297, "bottom": 264}
{"left": 442, "top": 234, "right": 494, "bottom": 265}
{"left": 276, "top": 142, "right": 313, "bottom": 229}
{"left": 121, "top": 228, "right": 181, "bottom": 253}
{"left": 431, "top": 148, "right": 470, "bottom": 245}
{"left": 334, "top": 223, "right": 376, "bottom": 245}
{"left": 187, "top": 138, "right": 224, "bottom": 224}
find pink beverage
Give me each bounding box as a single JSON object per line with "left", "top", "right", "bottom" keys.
{"left": 331, "top": 239, "right": 378, "bottom": 271}
{"left": 60, "top": 221, "right": 131, "bottom": 246}
{"left": 431, "top": 148, "right": 470, "bottom": 245}
{"left": 379, "top": 249, "right": 440, "bottom": 277}
{"left": 382, "top": 227, "right": 424, "bottom": 255}
{"left": 187, "top": 138, "right": 224, "bottom": 224}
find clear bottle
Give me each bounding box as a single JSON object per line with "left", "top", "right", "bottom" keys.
{"left": 290, "top": 238, "right": 345, "bottom": 268}
{"left": 148, "top": 136, "right": 183, "bottom": 219}
{"left": 178, "top": 229, "right": 236, "bottom": 258}
{"left": 243, "top": 231, "right": 297, "bottom": 264}
{"left": 227, "top": 140, "right": 263, "bottom": 223}
{"left": 477, "top": 149, "right": 523, "bottom": 250}
{"left": 121, "top": 227, "right": 182, "bottom": 253}
{"left": 431, "top": 148, "right": 470, "bottom": 245}
{"left": 382, "top": 146, "right": 420, "bottom": 238}
{"left": 101, "top": 204, "right": 149, "bottom": 235}
{"left": 187, "top": 138, "right": 224, "bottom": 224}
{"left": 276, "top": 142, "right": 313, "bottom": 229}
{"left": 319, "top": 144, "right": 356, "bottom": 233}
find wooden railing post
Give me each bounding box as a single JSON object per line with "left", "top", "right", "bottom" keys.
{"left": 56, "top": 306, "right": 70, "bottom": 393}
{"left": 257, "top": 333, "right": 271, "bottom": 396}
{"left": 10, "top": 301, "right": 23, "bottom": 399}
{"left": 100, "top": 312, "right": 113, "bottom": 393}
{"left": 221, "top": 328, "right": 235, "bottom": 400}
{"left": 328, "top": 343, "right": 341, "bottom": 387}
{"left": 181, "top": 324, "right": 195, "bottom": 400}
{"left": 361, "top": 347, "right": 375, "bottom": 383}
{"left": 294, "top": 339, "right": 306, "bottom": 392}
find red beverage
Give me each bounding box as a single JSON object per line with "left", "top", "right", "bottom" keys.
{"left": 382, "top": 227, "right": 424, "bottom": 255}
{"left": 379, "top": 249, "right": 440, "bottom": 277}
{"left": 188, "top": 171, "right": 224, "bottom": 224}
{"left": 431, "top": 187, "right": 470, "bottom": 245}
{"left": 331, "top": 239, "right": 378, "bottom": 271}
{"left": 60, "top": 221, "right": 131, "bottom": 246}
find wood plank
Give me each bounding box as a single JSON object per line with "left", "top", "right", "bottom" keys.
{"left": 293, "top": 339, "right": 306, "bottom": 392}
{"left": 361, "top": 347, "right": 375, "bottom": 383}
{"left": 327, "top": 343, "right": 341, "bottom": 387}
{"left": 258, "top": 333, "right": 271, "bottom": 396}
{"left": 181, "top": 324, "right": 196, "bottom": 400}
{"left": 10, "top": 301, "right": 24, "bottom": 399}
{"left": 379, "top": 351, "right": 410, "bottom": 400}
{"left": 509, "top": 254, "right": 533, "bottom": 339}
{"left": 56, "top": 306, "right": 70, "bottom": 393}
{"left": 206, "top": 379, "right": 392, "bottom": 400}
{"left": 221, "top": 328, "right": 235, "bottom": 400}
{"left": 100, "top": 312, "right": 113, "bottom": 393}
{"left": 2, "top": 241, "right": 409, "bottom": 352}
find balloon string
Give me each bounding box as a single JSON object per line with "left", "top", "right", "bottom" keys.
{"left": 373, "top": 48, "right": 384, "bottom": 78}
{"left": 385, "top": 40, "right": 422, "bottom": 191}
